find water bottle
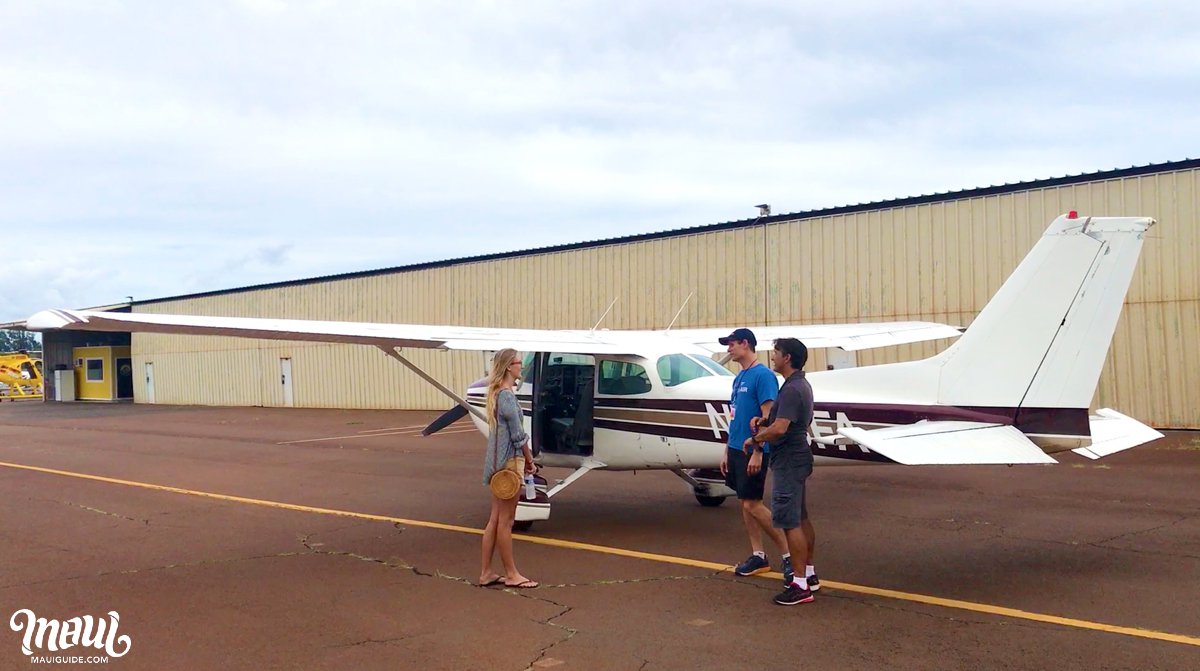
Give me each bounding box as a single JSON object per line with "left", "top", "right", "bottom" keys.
{"left": 524, "top": 474, "right": 536, "bottom": 500}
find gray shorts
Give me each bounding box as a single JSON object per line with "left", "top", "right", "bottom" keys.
{"left": 769, "top": 455, "right": 813, "bottom": 530}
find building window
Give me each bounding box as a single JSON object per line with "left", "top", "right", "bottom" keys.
{"left": 86, "top": 359, "right": 104, "bottom": 382}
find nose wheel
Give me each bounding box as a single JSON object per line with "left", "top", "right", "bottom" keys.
{"left": 674, "top": 468, "right": 735, "bottom": 507}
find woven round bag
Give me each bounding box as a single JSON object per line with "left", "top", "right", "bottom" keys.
{"left": 489, "top": 467, "right": 522, "bottom": 500}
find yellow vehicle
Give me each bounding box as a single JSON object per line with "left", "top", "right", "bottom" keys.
{"left": 0, "top": 352, "right": 43, "bottom": 400}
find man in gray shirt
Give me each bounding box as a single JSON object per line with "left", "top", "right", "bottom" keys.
{"left": 743, "top": 337, "right": 817, "bottom": 605}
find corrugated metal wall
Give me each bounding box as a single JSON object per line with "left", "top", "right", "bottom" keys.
{"left": 132, "top": 167, "right": 1199, "bottom": 428}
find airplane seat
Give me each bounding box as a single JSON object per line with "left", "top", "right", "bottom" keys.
{"left": 618, "top": 375, "right": 651, "bottom": 395}
{"left": 567, "top": 373, "right": 595, "bottom": 449}
{"left": 597, "top": 376, "right": 620, "bottom": 395}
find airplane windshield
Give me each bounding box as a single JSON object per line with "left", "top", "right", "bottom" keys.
{"left": 656, "top": 354, "right": 733, "bottom": 387}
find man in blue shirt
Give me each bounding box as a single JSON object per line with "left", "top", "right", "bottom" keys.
{"left": 719, "top": 328, "right": 791, "bottom": 582}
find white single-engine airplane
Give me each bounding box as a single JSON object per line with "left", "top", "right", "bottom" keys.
{"left": 26, "top": 214, "right": 1162, "bottom": 529}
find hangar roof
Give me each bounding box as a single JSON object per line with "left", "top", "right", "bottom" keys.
{"left": 135, "top": 157, "right": 1199, "bottom": 307}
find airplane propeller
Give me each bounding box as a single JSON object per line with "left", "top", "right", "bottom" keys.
{"left": 422, "top": 404, "right": 469, "bottom": 436}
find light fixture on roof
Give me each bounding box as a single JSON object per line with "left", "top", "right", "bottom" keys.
{"left": 755, "top": 204, "right": 771, "bottom": 217}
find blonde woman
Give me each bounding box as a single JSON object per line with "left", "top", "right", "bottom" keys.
{"left": 479, "top": 348, "right": 538, "bottom": 589}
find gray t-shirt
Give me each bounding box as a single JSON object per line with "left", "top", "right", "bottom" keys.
{"left": 764, "top": 371, "right": 813, "bottom": 468}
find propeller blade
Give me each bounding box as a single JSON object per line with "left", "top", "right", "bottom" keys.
{"left": 422, "top": 404, "right": 470, "bottom": 436}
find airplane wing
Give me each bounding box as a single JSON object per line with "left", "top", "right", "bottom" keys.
{"left": 838, "top": 421, "right": 1058, "bottom": 465}
{"left": 24, "top": 309, "right": 961, "bottom": 357}
{"left": 23, "top": 309, "right": 690, "bottom": 356}
{"left": 656, "top": 322, "right": 963, "bottom": 353}
{"left": 1073, "top": 408, "right": 1164, "bottom": 459}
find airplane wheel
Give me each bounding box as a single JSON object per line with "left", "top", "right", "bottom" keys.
{"left": 695, "top": 495, "right": 726, "bottom": 507}
{"left": 512, "top": 520, "right": 534, "bottom": 532}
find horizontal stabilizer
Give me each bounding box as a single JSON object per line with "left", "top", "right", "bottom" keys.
{"left": 839, "top": 422, "right": 1058, "bottom": 465}
{"left": 1073, "top": 408, "right": 1164, "bottom": 460}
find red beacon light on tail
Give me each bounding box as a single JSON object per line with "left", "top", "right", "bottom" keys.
{"left": 1068, "top": 210, "right": 1079, "bottom": 219}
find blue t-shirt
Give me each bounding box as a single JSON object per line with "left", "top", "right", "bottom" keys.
{"left": 727, "top": 363, "right": 779, "bottom": 453}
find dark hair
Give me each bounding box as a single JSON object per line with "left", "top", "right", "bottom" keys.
{"left": 773, "top": 338, "right": 808, "bottom": 369}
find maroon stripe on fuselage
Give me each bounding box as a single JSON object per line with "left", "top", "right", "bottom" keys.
{"left": 595, "top": 398, "right": 719, "bottom": 412}
{"left": 591, "top": 399, "right": 1090, "bottom": 437}
{"left": 594, "top": 419, "right": 722, "bottom": 443}
{"left": 810, "top": 444, "right": 893, "bottom": 463}
{"left": 593, "top": 419, "right": 897, "bottom": 463}
{"left": 815, "top": 403, "right": 1090, "bottom": 437}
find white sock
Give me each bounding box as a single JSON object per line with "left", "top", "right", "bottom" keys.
{"left": 753, "top": 551, "right": 766, "bottom": 559}
{"left": 782, "top": 553, "right": 791, "bottom": 560}
{"left": 805, "top": 565, "right": 815, "bottom": 577}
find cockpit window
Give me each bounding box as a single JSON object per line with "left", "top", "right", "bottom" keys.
{"left": 547, "top": 353, "right": 592, "bottom": 366}
{"left": 692, "top": 355, "right": 735, "bottom": 377}
{"left": 656, "top": 354, "right": 733, "bottom": 387}
{"left": 597, "top": 360, "right": 652, "bottom": 395}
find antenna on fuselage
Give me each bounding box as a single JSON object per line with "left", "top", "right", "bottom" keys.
{"left": 664, "top": 291, "right": 694, "bottom": 332}
{"left": 591, "top": 297, "right": 618, "bottom": 332}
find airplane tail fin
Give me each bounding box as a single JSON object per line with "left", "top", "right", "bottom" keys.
{"left": 931, "top": 214, "right": 1154, "bottom": 409}
{"left": 815, "top": 214, "right": 1155, "bottom": 446}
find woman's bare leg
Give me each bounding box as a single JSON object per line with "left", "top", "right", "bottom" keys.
{"left": 479, "top": 496, "right": 503, "bottom": 584}
{"left": 497, "top": 495, "right": 536, "bottom": 586}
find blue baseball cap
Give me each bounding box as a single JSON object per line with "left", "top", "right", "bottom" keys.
{"left": 718, "top": 328, "right": 757, "bottom": 348}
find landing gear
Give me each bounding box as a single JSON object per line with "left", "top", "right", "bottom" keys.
{"left": 512, "top": 520, "right": 534, "bottom": 532}
{"left": 673, "top": 468, "right": 735, "bottom": 508}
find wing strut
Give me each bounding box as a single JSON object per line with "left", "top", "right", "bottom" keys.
{"left": 544, "top": 459, "right": 604, "bottom": 499}
{"left": 378, "top": 346, "right": 486, "bottom": 423}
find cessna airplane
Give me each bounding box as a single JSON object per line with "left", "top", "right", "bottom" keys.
{"left": 25, "top": 214, "right": 1162, "bottom": 529}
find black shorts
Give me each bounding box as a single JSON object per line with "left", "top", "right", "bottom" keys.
{"left": 770, "top": 453, "right": 813, "bottom": 529}
{"left": 725, "top": 448, "right": 768, "bottom": 500}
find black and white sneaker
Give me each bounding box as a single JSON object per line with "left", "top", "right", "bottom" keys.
{"left": 807, "top": 573, "right": 820, "bottom": 592}
{"left": 772, "top": 583, "right": 814, "bottom": 606}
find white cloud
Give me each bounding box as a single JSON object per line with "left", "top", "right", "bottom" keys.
{"left": 2, "top": 1, "right": 1198, "bottom": 319}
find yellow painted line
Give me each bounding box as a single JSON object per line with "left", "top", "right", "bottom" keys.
{"left": 3, "top": 459, "right": 1198, "bottom": 648}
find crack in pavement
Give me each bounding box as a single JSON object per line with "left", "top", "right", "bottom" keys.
{"left": 0, "top": 551, "right": 306, "bottom": 591}
{"left": 294, "top": 533, "right": 729, "bottom": 670}
{"left": 1087, "top": 514, "right": 1197, "bottom": 548}
{"left": 297, "top": 533, "right": 450, "bottom": 582}
{"left": 61, "top": 500, "right": 150, "bottom": 525}
{"left": 327, "top": 635, "right": 414, "bottom": 649}
{"left": 996, "top": 514, "right": 1200, "bottom": 560}
{"left": 540, "top": 568, "right": 729, "bottom": 589}
{"left": 512, "top": 593, "right": 577, "bottom": 671}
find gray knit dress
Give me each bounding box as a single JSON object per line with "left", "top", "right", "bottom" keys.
{"left": 483, "top": 388, "right": 529, "bottom": 485}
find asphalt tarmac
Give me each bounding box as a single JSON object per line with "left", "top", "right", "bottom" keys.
{"left": 1, "top": 402, "right": 1198, "bottom": 670}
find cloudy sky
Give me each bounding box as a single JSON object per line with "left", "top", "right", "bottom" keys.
{"left": 4, "top": 0, "right": 1198, "bottom": 323}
